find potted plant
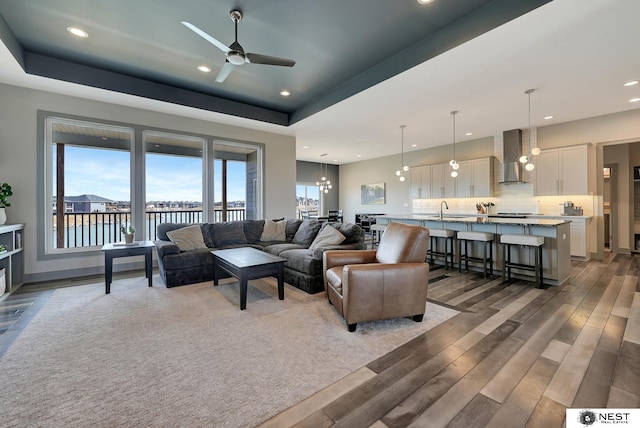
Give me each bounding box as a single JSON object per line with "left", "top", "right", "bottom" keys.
{"left": 120, "top": 224, "right": 135, "bottom": 244}
{"left": 0, "top": 183, "right": 12, "bottom": 225}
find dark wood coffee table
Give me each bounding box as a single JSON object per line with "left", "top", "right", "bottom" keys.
{"left": 211, "top": 247, "right": 287, "bottom": 310}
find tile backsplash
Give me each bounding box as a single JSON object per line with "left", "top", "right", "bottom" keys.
{"left": 412, "top": 185, "right": 594, "bottom": 217}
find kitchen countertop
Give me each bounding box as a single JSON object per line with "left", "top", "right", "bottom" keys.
{"left": 377, "top": 214, "right": 571, "bottom": 227}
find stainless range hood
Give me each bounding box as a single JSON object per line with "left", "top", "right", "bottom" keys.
{"left": 500, "top": 129, "right": 526, "bottom": 184}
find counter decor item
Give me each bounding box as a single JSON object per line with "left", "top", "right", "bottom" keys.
{"left": 0, "top": 182, "right": 12, "bottom": 225}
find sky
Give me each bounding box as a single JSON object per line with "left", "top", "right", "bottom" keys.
{"left": 57, "top": 145, "right": 246, "bottom": 202}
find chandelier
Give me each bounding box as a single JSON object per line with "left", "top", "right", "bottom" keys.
{"left": 316, "top": 154, "right": 332, "bottom": 193}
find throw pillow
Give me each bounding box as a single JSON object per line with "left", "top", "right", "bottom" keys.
{"left": 309, "top": 224, "right": 346, "bottom": 250}
{"left": 166, "top": 225, "right": 208, "bottom": 251}
{"left": 210, "top": 222, "right": 247, "bottom": 247}
{"left": 292, "top": 220, "right": 323, "bottom": 247}
{"left": 243, "top": 220, "right": 266, "bottom": 243}
{"left": 261, "top": 219, "right": 287, "bottom": 241}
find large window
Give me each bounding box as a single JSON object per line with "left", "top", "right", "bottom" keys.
{"left": 45, "top": 117, "right": 133, "bottom": 252}
{"left": 144, "top": 131, "right": 205, "bottom": 239}
{"left": 296, "top": 184, "right": 320, "bottom": 217}
{"left": 41, "top": 114, "right": 264, "bottom": 255}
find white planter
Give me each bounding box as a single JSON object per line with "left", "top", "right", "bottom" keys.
{"left": 0, "top": 207, "right": 6, "bottom": 225}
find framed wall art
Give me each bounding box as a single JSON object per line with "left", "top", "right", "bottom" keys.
{"left": 361, "top": 183, "right": 385, "bottom": 205}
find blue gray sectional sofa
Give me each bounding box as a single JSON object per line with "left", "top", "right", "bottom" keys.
{"left": 154, "top": 219, "right": 365, "bottom": 294}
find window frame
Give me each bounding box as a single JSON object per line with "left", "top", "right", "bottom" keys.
{"left": 36, "top": 110, "right": 265, "bottom": 260}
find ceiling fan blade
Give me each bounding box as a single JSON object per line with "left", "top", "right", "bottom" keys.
{"left": 181, "top": 21, "right": 231, "bottom": 54}
{"left": 215, "top": 61, "right": 235, "bottom": 83}
{"left": 245, "top": 53, "right": 295, "bottom": 67}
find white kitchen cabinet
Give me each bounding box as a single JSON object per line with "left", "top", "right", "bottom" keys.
{"left": 431, "top": 163, "right": 455, "bottom": 198}
{"left": 530, "top": 216, "right": 590, "bottom": 259}
{"left": 534, "top": 145, "right": 589, "bottom": 195}
{"left": 568, "top": 217, "right": 590, "bottom": 260}
{"left": 456, "top": 157, "right": 493, "bottom": 198}
{"left": 410, "top": 165, "right": 431, "bottom": 199}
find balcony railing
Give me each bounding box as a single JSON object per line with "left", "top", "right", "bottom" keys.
{"left": 53, "top": 208, "right": 246, "bottom": 248}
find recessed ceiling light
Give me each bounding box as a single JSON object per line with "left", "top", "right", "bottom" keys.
{"left": 465, "top": 132, "right": 472, "bottom": 136}
{"left": 333, "top": 159, "right": 338, "bottom": 162}
{"left": 356, "top": 154, "right": 362, "bottom": 157}
{"left": 630, "top": 97, "right": 640, "bottom": 103}
{"left": 624, "top": 80, "right": 639, "bottom": 87}
{"left": 302, "top": 146, "right": 309, "bottom": 149}
{"left": 411, "top": 144, "right": 417, "bottom": 147}
{"left": 197, "top": 65, "right": 211, "bottom": 73}
{"left": 544, "top": 115, "right": 554, "bottom": 120}
{"left": 417, "top": 0, "right": 434, "bottom": 4}
{"left": 280, "top": 90, "right": 291, "bottom": 97}
{"left": 67, "top": 27, "right": 88, "bottom": 38}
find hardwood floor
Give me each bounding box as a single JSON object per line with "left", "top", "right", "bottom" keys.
{"left": 2, "top": 254, "right": 639, "bottom": 427}
{"left": 261, "top": 252, "right": 640, "bottom": 427}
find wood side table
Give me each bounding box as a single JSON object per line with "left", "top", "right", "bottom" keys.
{"left": 101, "top": 241, "right": 155, "bottom": 294}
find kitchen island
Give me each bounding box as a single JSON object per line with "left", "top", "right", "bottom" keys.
{"left": 376, "top": 214, "right": 571, "bottom": 286}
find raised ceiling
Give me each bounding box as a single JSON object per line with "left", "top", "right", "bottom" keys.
{"left": 0, "top": 0, "right": 639, "bottom": 165}
{"left": 0, "top": 0, "right": 548, "bottom": 125}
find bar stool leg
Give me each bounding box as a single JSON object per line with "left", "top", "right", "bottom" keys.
{"left": 482, "top": 241, "right": 487, "bottom": 278}
{"left": 489, "top": 240, "right": 493, "bottom": 276}
{"left": 465, "top": 240, "right": 470, "bottom": 273}
{"left": 458, "top": 239, "right": 463, "bottom": 273}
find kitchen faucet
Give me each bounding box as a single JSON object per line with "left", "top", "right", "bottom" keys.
{"left": 440, "top": 200, "right": 449, "bottom": 221}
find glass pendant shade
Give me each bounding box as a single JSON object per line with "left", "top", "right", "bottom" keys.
{"left": 450, "top": 111, "right": 459, "bottom": 177}
{"left": 396, "top": 125, "right": 407, "bottom": 181}
{"left": 525, "top": 162, "right": 535, "bottom": 171}
{"left": 519, "top": 155, "right": 529, "bottom": 164}
{"left": 531, "top": 147, "right": 541, "bottom": 156}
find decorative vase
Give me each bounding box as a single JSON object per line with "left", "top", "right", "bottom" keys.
{"left": 125, "top": 233, "right": 134, "bottom": 244}
{"left": 0, "top": 208, "right": 6, "bottom": 225}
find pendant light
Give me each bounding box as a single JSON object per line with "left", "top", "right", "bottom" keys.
{"left": 520, "top": 89, "right": 538, "bottom": 171}
{"left": 450, "top": 111, "right": 459, "bottom": 178}
{"left": 395, "top": 125, "right": 409, "bottom": 182}
{"left": 316, "top": 154, "right": 332, "bottom": 193}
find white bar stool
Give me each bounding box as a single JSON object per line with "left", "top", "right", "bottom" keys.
{"left": 457, "top": 231, "right": 494, "bottom": 278}
{"left": 370, "top": 224, "right": 386, "bottom": 249}
{"left": 427, "top": 228, "right": 455, "bottom": 269}
{"left": 500, "top": 234, "right": 545, "bottom": 288}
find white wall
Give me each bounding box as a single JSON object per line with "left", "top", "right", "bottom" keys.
{"left": 0, "top": 83, "right": 296, "bottom": 281}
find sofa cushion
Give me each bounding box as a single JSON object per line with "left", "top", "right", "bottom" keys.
{"left": 207, "top": 222, "right": 247, "bottom": 247}
{"left": 157, "top": 223, "right": 194, "bottom": 241}
{"left": 285, "top": 219, "right": 303, "bottom": 242}
{"left": 243, "top": 220, "right": 265, "bottom": 243}
{"left": 161, "top": 248, "right": 213, "bottom": 270}
{"left": 263, "top": 243, "right": 305, "bottom": 255}
{"left": 166, "top": 225, "right": 208, "bottom": 251}
{"left": 261, "top": 219, "right": 287, "bottom": 241}
{"left": 309, "top": 224, "right": 345, "bottom": 250}
{"left": 279, "top": 249, "right": 324, "bottom": 276}
{"left": 332, "top": 222, "right": 365, "bottom": 245}
{"left": 292, "top": 220, "right": 323, "bottom": 247}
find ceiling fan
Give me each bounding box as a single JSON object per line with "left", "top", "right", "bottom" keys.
{"left": 182, "top": 10, "right": 296, "bottom": 83}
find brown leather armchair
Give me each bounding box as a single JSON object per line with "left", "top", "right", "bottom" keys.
{"left": 323, "top": 222, "right": 430, "bottom": 332}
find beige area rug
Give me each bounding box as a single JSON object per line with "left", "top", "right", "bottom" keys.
{"left": 0, "top": 275, "right": 458, "bottom": 427}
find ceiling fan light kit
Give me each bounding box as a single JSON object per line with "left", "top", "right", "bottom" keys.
{"left": 182, "top": 10, "right": 295, "bottom": 83}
